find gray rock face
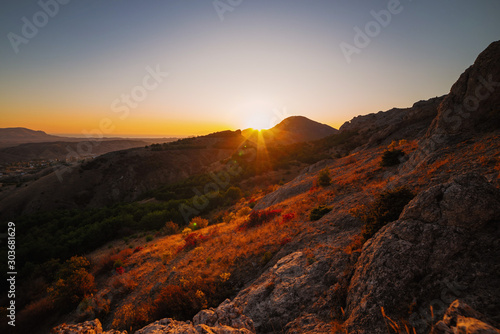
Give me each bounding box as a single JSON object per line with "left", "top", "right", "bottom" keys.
{"left": 345, "top": 174, "right": 500, "bottom": 333}
{"left": 230, "top": 247, "right": 353, "bottom": 333}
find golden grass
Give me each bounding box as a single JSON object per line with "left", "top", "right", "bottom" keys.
{"left": 79, "top": 136, "right": 500, "bottom": 331}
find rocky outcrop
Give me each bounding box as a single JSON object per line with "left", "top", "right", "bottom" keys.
{"left": 426, "top": 41, "right": 500, "bottom": 141}
{"left": 52, "top": 319, "right": 126, "bottom": 334}
{"left": 54, "top": 300, "right": 254, "bottom": 334}
{"left": 410, "top": 40, "right": 500, "bottom": 169}
{"left": 344, "top": 173, "right": 500, "bottom": 333}
{"left": 193, "top": 299, "right": 254, "bottom": 331}
{"left": 133, "top": 304, "right": 254, "bottom": 334}
{"left": 431, "top": 300, "right": 500, "bottom": 334}
{"left": 339, "top": 96, "right": 444, "bottom": 148}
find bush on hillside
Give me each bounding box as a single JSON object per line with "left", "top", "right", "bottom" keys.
{"left": 161, "top": 221, "right": 179, "bottom": 235}
{"left": 352, "top": 187, "right": 414, "bottom": 240}
{"left": 238, "top": 209, "right": 282, "bottom": 230}
{"left": 380, "top": 149, "right": 405, "bottom": 167}
{"left": 177, "top": 233, "right": 209, "bottom": 253}
{"left": 317, "top": 168, "right": 332, "bottom": 187}
{"left": 47, "top": 256, "right": 95, "bottom": 309}
{"left": 309, "top": 205, "right": 332, "bottom": 221}
{"left": 224, "top": 186, "right": 243, "bottom": 201}
{"left": 188, "top": 217, "right": 209, "bottom": 231}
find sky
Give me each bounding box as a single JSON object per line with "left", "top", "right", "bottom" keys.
{"left": 1, "top": 0, "right": 499, "bottom": 137}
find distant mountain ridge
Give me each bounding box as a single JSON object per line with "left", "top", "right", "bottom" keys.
{"left": 0, "top": 140, "right": 150, "bottom": 163}
{"left": 0, "top": 127, "right": 64, "bottom": 147}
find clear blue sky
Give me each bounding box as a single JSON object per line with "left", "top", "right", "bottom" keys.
{"left": 1, "top": 0, "right": 499, "bottom": 136}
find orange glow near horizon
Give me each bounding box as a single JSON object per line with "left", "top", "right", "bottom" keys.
{"left": 2, "top": 2, "right": 498, "bottom": 139}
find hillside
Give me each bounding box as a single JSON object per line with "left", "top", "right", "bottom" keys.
{"left": 0, "top": 118, "right": 341, "bottom": 219}
{"left": 2, "top": 41, "right": 500, "bottom": 334}
{"left": 0, "top": 131, "right": 247, "bottom": 219}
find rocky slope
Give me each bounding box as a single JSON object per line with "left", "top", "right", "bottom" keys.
{"left": 47, "top": 40, "right": 500, "bottom": 334}
{"left": 344, "top": 173, "right": 500, "bottom": 333}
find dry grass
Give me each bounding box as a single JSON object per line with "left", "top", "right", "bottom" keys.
{"left": 381, "top": 307, "right": 417, "bottom": 334}
{"left": 59, "top": 135, "right": 500, "bottom": 331}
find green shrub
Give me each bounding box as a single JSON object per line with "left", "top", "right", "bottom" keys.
{"left": 380, "top": 149, "right": 405, "bottom": 167}
{"left": 317, "top": 168, "right": 331, "bottom": 187}
{"left": 145, "top": 235, "right": 154, "bottom": 242}
{"left": 188, "top": 217, "right": 209, "bottom": 231}
{"left": 309, "top": 205, "right": 332, "bottom": 221}
{"left": 353, "top": 187, "right": 414, "bottom": 240}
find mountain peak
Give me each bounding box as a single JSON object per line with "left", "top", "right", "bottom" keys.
{"left": 242, "top": 116, "right": 337, "bottom": 144}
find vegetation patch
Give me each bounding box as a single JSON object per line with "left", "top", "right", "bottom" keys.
{"left": 177, "top": 233, "right": 210, "bottom": 253}
{"left": 309, "top": 205, "right": 332, "bottom": 221}
{"left": 238, "top": 209, "right": 282, "bottom": 230}
{"left": 380, "top": 149, "right": 405, "bottom": 167}
{"left": 351, "top": 187, "right": 414, "bottom": 240}
{"left": 317, "top": 168, "right": 332, "bottom": 187}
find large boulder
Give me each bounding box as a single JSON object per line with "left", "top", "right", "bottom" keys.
{"left": 230, "top": 245, "right": 354, "bottom": 333}
{"left": 345, "top": 174, "right": 500, "bottom": 333}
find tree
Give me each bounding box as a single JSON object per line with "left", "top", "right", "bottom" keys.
{"left": 317, "top": 168, "right": 331, "bottom": 187}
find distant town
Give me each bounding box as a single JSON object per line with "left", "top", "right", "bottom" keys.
{"left": 0, "top": 156, "right": 96, "bottom": 187}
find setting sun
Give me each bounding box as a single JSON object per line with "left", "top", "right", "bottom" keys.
{"left": 244, "top": 112, "right": 274, "bottom": 131}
